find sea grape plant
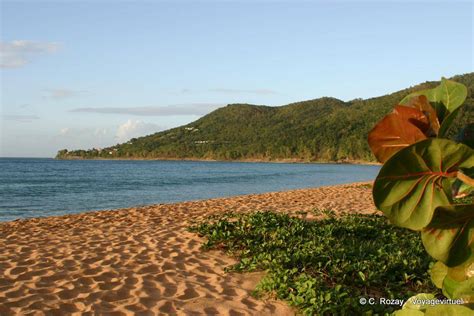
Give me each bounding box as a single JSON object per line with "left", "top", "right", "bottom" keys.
{"left": 368, "top": 78, "right": 474, "bottom": 314}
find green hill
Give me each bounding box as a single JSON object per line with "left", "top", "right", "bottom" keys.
{"left": 56, "top": 73, "right": 474, "bottom": 162}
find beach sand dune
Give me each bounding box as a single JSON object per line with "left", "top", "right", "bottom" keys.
{"left": 0, "top": 182, "right": 377, "bottom": 315}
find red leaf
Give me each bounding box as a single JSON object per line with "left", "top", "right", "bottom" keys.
{"left": 368, "top": 105, "right": 429, "bottom": 162}
{"left": 406, "top": 95, "right": 440, "bottom": 135}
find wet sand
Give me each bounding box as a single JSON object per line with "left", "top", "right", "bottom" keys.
{"left": 0, "top": 182, "right": 378, "bottom": 315}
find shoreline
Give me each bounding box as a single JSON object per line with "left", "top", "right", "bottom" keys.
{"left": 54, "top": 156, "right": 382, "bottom": 166}
{"left": 1, "top": 181, "right": 376, "bottom": 224}
{"left": 0, "top": 182, "right": 378, "bottom": 314}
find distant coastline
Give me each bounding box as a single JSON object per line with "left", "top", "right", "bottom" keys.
{"left": 54, "top": 73, "right": 473, "bottom": 165}
{"left": 55, "top": 156, "right": 381, "bottom": 166}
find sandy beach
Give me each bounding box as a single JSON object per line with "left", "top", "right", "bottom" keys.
{"left": 0, "top": 182, "right": 378, "bottom": 315}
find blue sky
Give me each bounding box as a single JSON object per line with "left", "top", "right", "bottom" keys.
{"left": 1, "top": 1, "right": 473, "bottom": 157}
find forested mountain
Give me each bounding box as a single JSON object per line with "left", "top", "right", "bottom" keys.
{"left": 57, "top": 73, "right": 474, "bottom": 162}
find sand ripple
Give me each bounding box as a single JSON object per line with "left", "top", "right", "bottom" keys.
{"left": 0, "top": 182, "right": 377, "bottom": 315}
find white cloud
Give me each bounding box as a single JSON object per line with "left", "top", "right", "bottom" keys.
{"left": 179, "top": 88, "right": 193, "bottom": 94}
{"left": 59, "top": 127, "right": 70, "bottom": 135}
{"left": 115, "top": 119, "right": 162, "bottom": 142}
{"left": 0, "top": 40, "right": 60, "bottom": 68}
{"left": 209, "top": 88, "right": 277, "bottom": 95}
{"left": 56, "top": 126, "right": 113, "bottom": 151}
{"left": 58, "top": 127, "right": 104, "bottom": 138}
{"left": 172, "top": 88, "right": 278, "bottom": 95}
{"left": 94, "top": 128, "right": 108, "bottom": 136}
{"left": 70, "top": 103, "right": 223, "bottom": 116}
{"left": 57, "top": 120, "right": 163, "bottom": 148}
{"left": 2, "top": 114, "right": 40, "bottom": 122}
{"left": 43, "top": 89, "right": 86, "bottom": 100}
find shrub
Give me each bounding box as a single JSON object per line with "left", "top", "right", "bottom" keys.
{"left": 368, "top": 78, "right": 474, "bottom": 315}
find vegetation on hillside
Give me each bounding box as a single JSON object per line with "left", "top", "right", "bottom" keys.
{"left": 190, "top": 211, "right": 439, "bottom": 315}
{"left": 57, "top": 73, "right": 473, "bottom": 162}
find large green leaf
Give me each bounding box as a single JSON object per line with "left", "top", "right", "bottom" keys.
{"left": 437, "top": 78, "right": 468, "bottom": 113}
{"left": 393, "top": 310, "right": 425, "bottom": 316}
{"left": 395, "top": 293, "right": 473, "bottom": 315}
{"left": 447, "top": 259, "right": 474, "bottom": 282}
{"left": 400, "top": 78, "right": 468, "bottom": 112}
{"left": 429, "top": 259, "right": 474, "bottom": 301}
{"left": 424, "top": 305, "right": 473, "bottom": 315}
{"left": 438, "top": 107, "right": 461, "bottom": 138}
{"left": 442, "top": 274, "right": 474, "bottom": 302}
{"left": 373, "top": 139, "right": 474, "bottom": 231}
{"left": 403, "top": 293, "right": 436, "bottom": 310}
{"left": 422, "top": 205, "right": 474, "bottom": 267}
{"left": 430, "top": 261, "right": 449, "bottom": 289}
{"left": 400, "top": 78, "right": 467, "bottom": 125}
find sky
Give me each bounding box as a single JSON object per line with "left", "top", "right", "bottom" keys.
{"left": 1, "top": 0, "right": 473, "bottom": 157}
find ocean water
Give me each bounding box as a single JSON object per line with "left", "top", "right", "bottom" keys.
{"left": 0, "top": 158, "right": 380, "bottom": 222}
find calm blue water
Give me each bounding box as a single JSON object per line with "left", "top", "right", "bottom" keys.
{"left": 0, "top": 158, "right": 380, "bottom": 222}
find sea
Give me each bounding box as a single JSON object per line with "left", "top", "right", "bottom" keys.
{"left": 0, "top": 158, "right": 381, "bottom": 222}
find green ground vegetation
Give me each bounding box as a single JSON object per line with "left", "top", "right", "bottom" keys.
{"left": 189, "top": 211, "right": 441, "bottom": 315}
{"left": 56, "top": 73, "right": 474, "bottom": 162}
